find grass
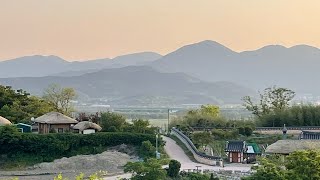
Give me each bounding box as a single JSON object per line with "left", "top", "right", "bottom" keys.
{"left": 169, "top": 135, "right": 197, "bottom": 162}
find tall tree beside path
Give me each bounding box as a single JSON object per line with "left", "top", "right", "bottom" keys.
{"left": 43, "top": 84, "right": 77, "bottom": 116}
{"left": 242, "top": 86, "right": 295, "bottom": 118}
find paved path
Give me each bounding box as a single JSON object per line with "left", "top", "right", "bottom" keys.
{"left": 104, "top": 136, "right": 252, "bottom": 179}
{"left": 163, "top": 136, "right": 252, "bottom": 172}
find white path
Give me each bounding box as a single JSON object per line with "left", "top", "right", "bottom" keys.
{"left": 162, "top": 136, "right": 252, "bottom": 172}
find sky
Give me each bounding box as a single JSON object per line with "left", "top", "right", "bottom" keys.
{"left": 1, "top": 0, "right": 320, "bottom": 61}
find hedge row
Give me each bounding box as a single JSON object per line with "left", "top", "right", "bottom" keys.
{"left": 1, "top": 132, "right": 156, "bottom": 160}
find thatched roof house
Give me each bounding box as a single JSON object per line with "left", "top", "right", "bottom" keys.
{"left": 34, "top": 112, "right": 78, "bottom": 124}
{"left": 265, "top": 140, "right": 320, "bottom": 155}
{"left": 33, "top": 112, "right": 78, "bottom": 134}
{"left": 73, "top": 121, "right": 102, "bottom": 134}
{"left": 0, "top": 116, "right": 12, "bottom": 125}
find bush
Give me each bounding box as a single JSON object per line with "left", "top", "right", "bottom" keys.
{"left": 139, "top": 140, "right": 156, "bottom": 159}
{"left": 0, "top": 132, "right": 157, "bottom": 165}
{"left": 168, "top": 159, "right": 181, "bottom": 178}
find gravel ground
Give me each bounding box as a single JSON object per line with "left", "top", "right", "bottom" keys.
{"left": 0, "top": 146, "right": 137, "bottom": 180}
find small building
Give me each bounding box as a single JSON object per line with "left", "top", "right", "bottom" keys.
{"left": 72, "top": 121, "right": 102, "bottom": 134}
{"left": 0, "top": 116, "right": 12, "bottom": 126}
{"left": 225, "top": 141, "right": 261, "bottom": 163}
{"left": 15, "top": 123, "right": 32, "bottom": 133}
{"left": 33, "top": 112, "right": 78, "bottom": 134}
{"left": 299, "top": 131, "right": 320, "bottom": 140}
{"left": 245, "top": 143, "right": 261, "bottom": 163}
{"left": 265, "top": 140, "right": 320, "bottom": 155}
{"left": 225, "top": 141, "right": 246, "bottom": 163}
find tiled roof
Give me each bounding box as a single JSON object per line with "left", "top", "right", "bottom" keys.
{"left": 225, "top": 141, "right": 245, "bottom": 152}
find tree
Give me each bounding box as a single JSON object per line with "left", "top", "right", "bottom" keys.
{"left": 124, "top": 158, "right": 167, "bottom": 180}
{"left": 244, "top": 150, "right": 320, "bottom": 180}
{"left": 100, "top": 112, "right": 126, "bottom": 132}
{"left": 0, "top": 85, "right": 54, "bottom": 123}
{"left": 242, "top": 158, "right": 286, "bottom": 180}
{"left": 43, "top": 84, "right": 77, "bottom": 115}
{"left": 139, "top": 140, "right": 156, "bottom": 159}
{"left": 192, "top": 132, "right": 213, "bottom": 151}
{"left": 199, "top": 105, "right": 220, "bottom": 117}
{"left": 242, "top": 86, "right": 295, "bottom": 118}
{"left": 168, "top": 160, "right": 181, "bottom": 178}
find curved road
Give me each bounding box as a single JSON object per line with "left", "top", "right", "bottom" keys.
{"left": 105, "top": 136, "right": 251, "bottom": 179}
{"left": 162, "top": 136, "right": 252, "bottom": 172}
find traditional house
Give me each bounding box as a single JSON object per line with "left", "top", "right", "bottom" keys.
{"left": 299, "top": 131, "right": 320, "bottom": 140}
{"left": 225, "top": 141, "right": 261, "bottom": 163}
{"left": 265, "top": 140, "right": 320, "bottom": 155}
{"left": 0, "top": 116, "right": 12, "bottom": 126}
{"left": 72, "top": 121, "right": 102, "bottom": 134}
{"left": 33, "top": 112, "right": 78, "bottom": 134}
{"left": 225, "top": 141, "right": 247, "bottom": 163}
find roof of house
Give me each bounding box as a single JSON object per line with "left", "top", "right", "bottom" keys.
{"left": 0, "top": 116, "right": 12, "bottom": 125}
{"left": 247, "top": 143, "right": 261, "bottom": 154}
{"left": 33, "top": 112, "right": 78, "bottom": 124}
{"left": 72, "top": 121, "right": 102, "bottom": 131}
{"left": 265, "top": 140, "right": 320, "bottom": 154}
{"left": 225, "top": 141, "right": 246, "bottom": 152}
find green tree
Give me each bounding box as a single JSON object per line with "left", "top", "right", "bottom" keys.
{"left": 242, "top": 158, "right": 286, "bottom": 180}
{"left": 139, "top": 140, "right": 156, "bottom": 159}
{"left": 124, "top": 158, "right": 167, "bottom": 180}
{"left": 192, "top": 132, "right": 213, "bottom": 151}
{"left": 168, "top": 159, "right": 181, "bottom": 178}
{"left": 245, "top": 150, "right": 320, "bottom": 180}
{"left": 99, "top": 112, "right": 126, "bottom": 132}
{"left": 43, "top": 84, "right": 76, "bottom": 115}
{"left": 0, "top": 85, "right": 54, "bottom": 123}
{"left": 242, "top": 86, "right": 295, "bottom": 118}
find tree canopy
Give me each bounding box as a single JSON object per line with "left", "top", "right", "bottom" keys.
{"left": 242, "top": 86, "right": 295, "bottom": 118}
{"left": 244, "top": 150, "right": 320, "bottom": 180}
{"left": 0, "top": 85, "right": 54, "bottom": 123}
{"left": 43, "top": 84, "right": 77, "bottom": 116}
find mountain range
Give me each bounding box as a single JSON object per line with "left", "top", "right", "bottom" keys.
{"left": 1, "top": 40, "right": 320, "bottom": 106}
{"left": 0, "top": 66, "right": 253, "bottom": 106}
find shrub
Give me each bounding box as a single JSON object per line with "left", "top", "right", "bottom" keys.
{"left": 168, "top": 159, "right": 181, "bottom": 178}
{"left": 0, "top": 132, "right": 157, "bottom": 164}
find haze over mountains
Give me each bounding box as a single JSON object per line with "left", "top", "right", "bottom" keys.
{"left": 1, "top": 40, "right": 320, "bottom": 106}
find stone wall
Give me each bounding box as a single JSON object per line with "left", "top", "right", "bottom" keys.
{"left": 171, "top": 128, "right": 223, "bottom": 166}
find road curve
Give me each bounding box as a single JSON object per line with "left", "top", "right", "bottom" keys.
{"left": 163, "top": 136, "right": 252, "bottom": 172}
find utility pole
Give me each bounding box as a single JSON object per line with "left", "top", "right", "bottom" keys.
{"left": 155, "top": 128, "right": 160, "bottom": 159}
{"left": 167, "top": 109, "right": 170, "bottom": 133}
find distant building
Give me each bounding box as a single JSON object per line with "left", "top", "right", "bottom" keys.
{"left": 225, "top": 141, "right": 261, "bottom": 163}
{"left": 33, "top": 112, "right": 78, "bottom": 134}
{"left": 300, "top": 131, "right": 320, "bottom": 140}
{"left": 72, "top": 121, "right": 102, "bottom": 134}
{"left": 16, "top": 123, "right": 32, "bottom": 133}
{"left": 0, "top": 116, "right": 12, "bottom": 126}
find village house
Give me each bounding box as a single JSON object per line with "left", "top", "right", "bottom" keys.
{"left": 72, "top": 121, "right": 102, "bottom": 134}
{"left": 0, "top": 116, "right": 12, "bottom": 126}
{"left": 33, "top": 112, "right": 78, "bottom": 134}
{"left": 265, "top": 140, "right": 320, "bottom": 155}
{"left": 225, "top": 141, "right": 261, "bottom": 163}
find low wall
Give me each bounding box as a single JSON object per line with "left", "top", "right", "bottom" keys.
{"left": 171, "top": 127, "right": 223, "bottom": 166}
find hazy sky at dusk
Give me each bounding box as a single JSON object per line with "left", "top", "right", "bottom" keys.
{"left": 1, "top": 0, "right": 320, "bottom": 61}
